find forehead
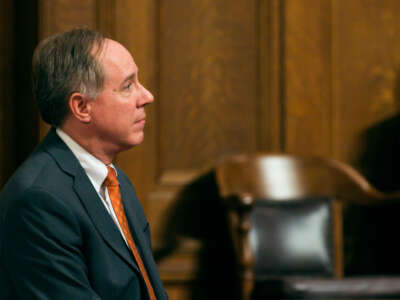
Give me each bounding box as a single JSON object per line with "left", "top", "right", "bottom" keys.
{"left": 97, "top": 39, "right": 137, "bottom": 82}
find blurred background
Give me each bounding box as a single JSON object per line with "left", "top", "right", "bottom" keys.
{"left": 2, "top": 0, "right": 400, "bottom": 299}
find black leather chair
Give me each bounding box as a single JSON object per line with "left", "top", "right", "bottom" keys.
{"left": 216, "top": 153, "right": 400, "bottom": 300}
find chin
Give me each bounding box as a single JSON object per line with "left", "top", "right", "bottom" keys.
{"left": 126, "top": 133, "right": 145, "bottom": 148}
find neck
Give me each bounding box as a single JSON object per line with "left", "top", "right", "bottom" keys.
{"left": 60, "top": 122, "right": 116, "bottom": 165}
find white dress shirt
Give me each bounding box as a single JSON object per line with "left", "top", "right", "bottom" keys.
{"left": 56, "top": 128, "right": 128, "bottom": 245}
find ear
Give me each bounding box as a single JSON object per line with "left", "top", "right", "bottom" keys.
{"left": 68, "top": 92, "right": 92, "bottom": 123}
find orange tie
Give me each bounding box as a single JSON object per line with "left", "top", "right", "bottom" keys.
{"left": 104, "top": 166, "right": 157, "bottom": 300}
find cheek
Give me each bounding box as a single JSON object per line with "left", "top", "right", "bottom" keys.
{"left": 92, "top": 93, "right": 138, "bottom": 126}
{"left": 113, "top": 93, "right": 136, "bottom": 111}
{"left": 112, "top": 105, "right": 137, "bottom": 130}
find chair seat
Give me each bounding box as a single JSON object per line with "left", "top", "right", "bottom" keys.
{"left": 253, "top": 276, "right": 400, "bottom": 299}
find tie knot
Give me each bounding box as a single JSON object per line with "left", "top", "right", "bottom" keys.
{"left": 104, "top": 166, "right": 118, "bottom": 187}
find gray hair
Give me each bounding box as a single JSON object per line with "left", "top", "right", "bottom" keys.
{"left": 32, "top": 28, "right": 106, "bottom": 127}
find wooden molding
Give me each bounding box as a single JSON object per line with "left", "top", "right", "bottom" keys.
{"left": 259, "top": 0, "right": 285, "bottom": 152}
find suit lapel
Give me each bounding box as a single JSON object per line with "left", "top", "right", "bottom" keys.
{"left": 73, "top": 171, "right": 139, "bottom": 273}
{"left": 43, "top": 129, "right": 139, "bottom": 273}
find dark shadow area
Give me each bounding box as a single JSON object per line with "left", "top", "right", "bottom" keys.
{"left": 352, "top": 67, "right": 400, "bottom": 276}
{"left": 0, "top": 3, "right": 39, "bottom": 297}
{"left": 13, "top": 0, "right": 39, "bottom": 168}
{"left": 344, "top": 200, "right": 400, "bottom": 275}
{"left": 1, "top": 0, "right": 39, "bottom": 188}
{"left": 154, "top": 170, "right": 241, "bottom": 300}
{"left": 0, "top": 0, "right": 15, "bottom": 188}
{"left": 358, "top": 113, "right": 400, "bottom": 193}
{"left": 358, "top": 66, "right": 400, "bottom": 193}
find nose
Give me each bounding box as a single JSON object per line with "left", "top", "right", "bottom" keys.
{"left": 138, "top": 83, "right": 154, "bottom": 107}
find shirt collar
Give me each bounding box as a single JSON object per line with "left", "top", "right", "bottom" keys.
{"left": 56, "top": 128, "right": 117, "bottom": 192}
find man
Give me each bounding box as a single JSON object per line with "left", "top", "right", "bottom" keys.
{"left": 0, "top": 28, "right": 168, "bottom": 299}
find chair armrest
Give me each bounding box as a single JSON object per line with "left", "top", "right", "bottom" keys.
{"left": 224, "top": 193, "right": 255, "bottom": 300}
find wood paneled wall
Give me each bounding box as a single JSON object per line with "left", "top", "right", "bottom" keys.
{"left": 281, "top": 0, "right": 400, "bottom": 162}
{"left": 2, "top": 0, "right": 400, "bottom": 299}
{"left": 333, "top": 0, "right": 400, "bottom": 162}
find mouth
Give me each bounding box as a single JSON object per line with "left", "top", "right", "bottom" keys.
{"left": 135, "top": 117, "right": 146, "bottom": 126}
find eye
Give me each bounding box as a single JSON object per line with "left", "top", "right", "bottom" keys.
{"left": 124, "top": 82, "right": 133, "bottom": 90}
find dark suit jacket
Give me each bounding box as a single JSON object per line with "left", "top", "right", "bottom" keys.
{"left": 0, "top": 128, "right": 168, "bottom": 300}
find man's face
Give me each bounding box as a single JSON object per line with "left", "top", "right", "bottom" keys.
{"left": 89, "top": 39, "right": 154, "bottom": 153}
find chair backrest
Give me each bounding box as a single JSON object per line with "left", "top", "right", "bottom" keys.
{"left": 250, "top": 195, "right": 335, "bottom": 277}
{"left": 216, "top": 153, "right": 385, "bottom": 202}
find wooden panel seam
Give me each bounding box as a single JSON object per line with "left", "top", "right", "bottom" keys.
{"left": 259, "top": 0, "right": 285, "bottom": 152}
{"left": 330, "top": 0, "right": 337, "bottom": 159}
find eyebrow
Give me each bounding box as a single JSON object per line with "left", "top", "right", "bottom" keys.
{"left": 122, "top": 73, "right": 136, "bottom": 83}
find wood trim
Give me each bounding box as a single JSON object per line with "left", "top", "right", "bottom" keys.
{"left": 159, "top": 169, "right": 207, "bottom": 186}
{"left": 330, "top": 0, "right": 338, "bottom": 159}
{"left": 332, "top": 200, "right": 344, "bottom": 277}
{"left": 259, "top": 0, "right": 285, "bottom": 151}
{"left": 327, "top": 0, "right": 334, "bottom": 157}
